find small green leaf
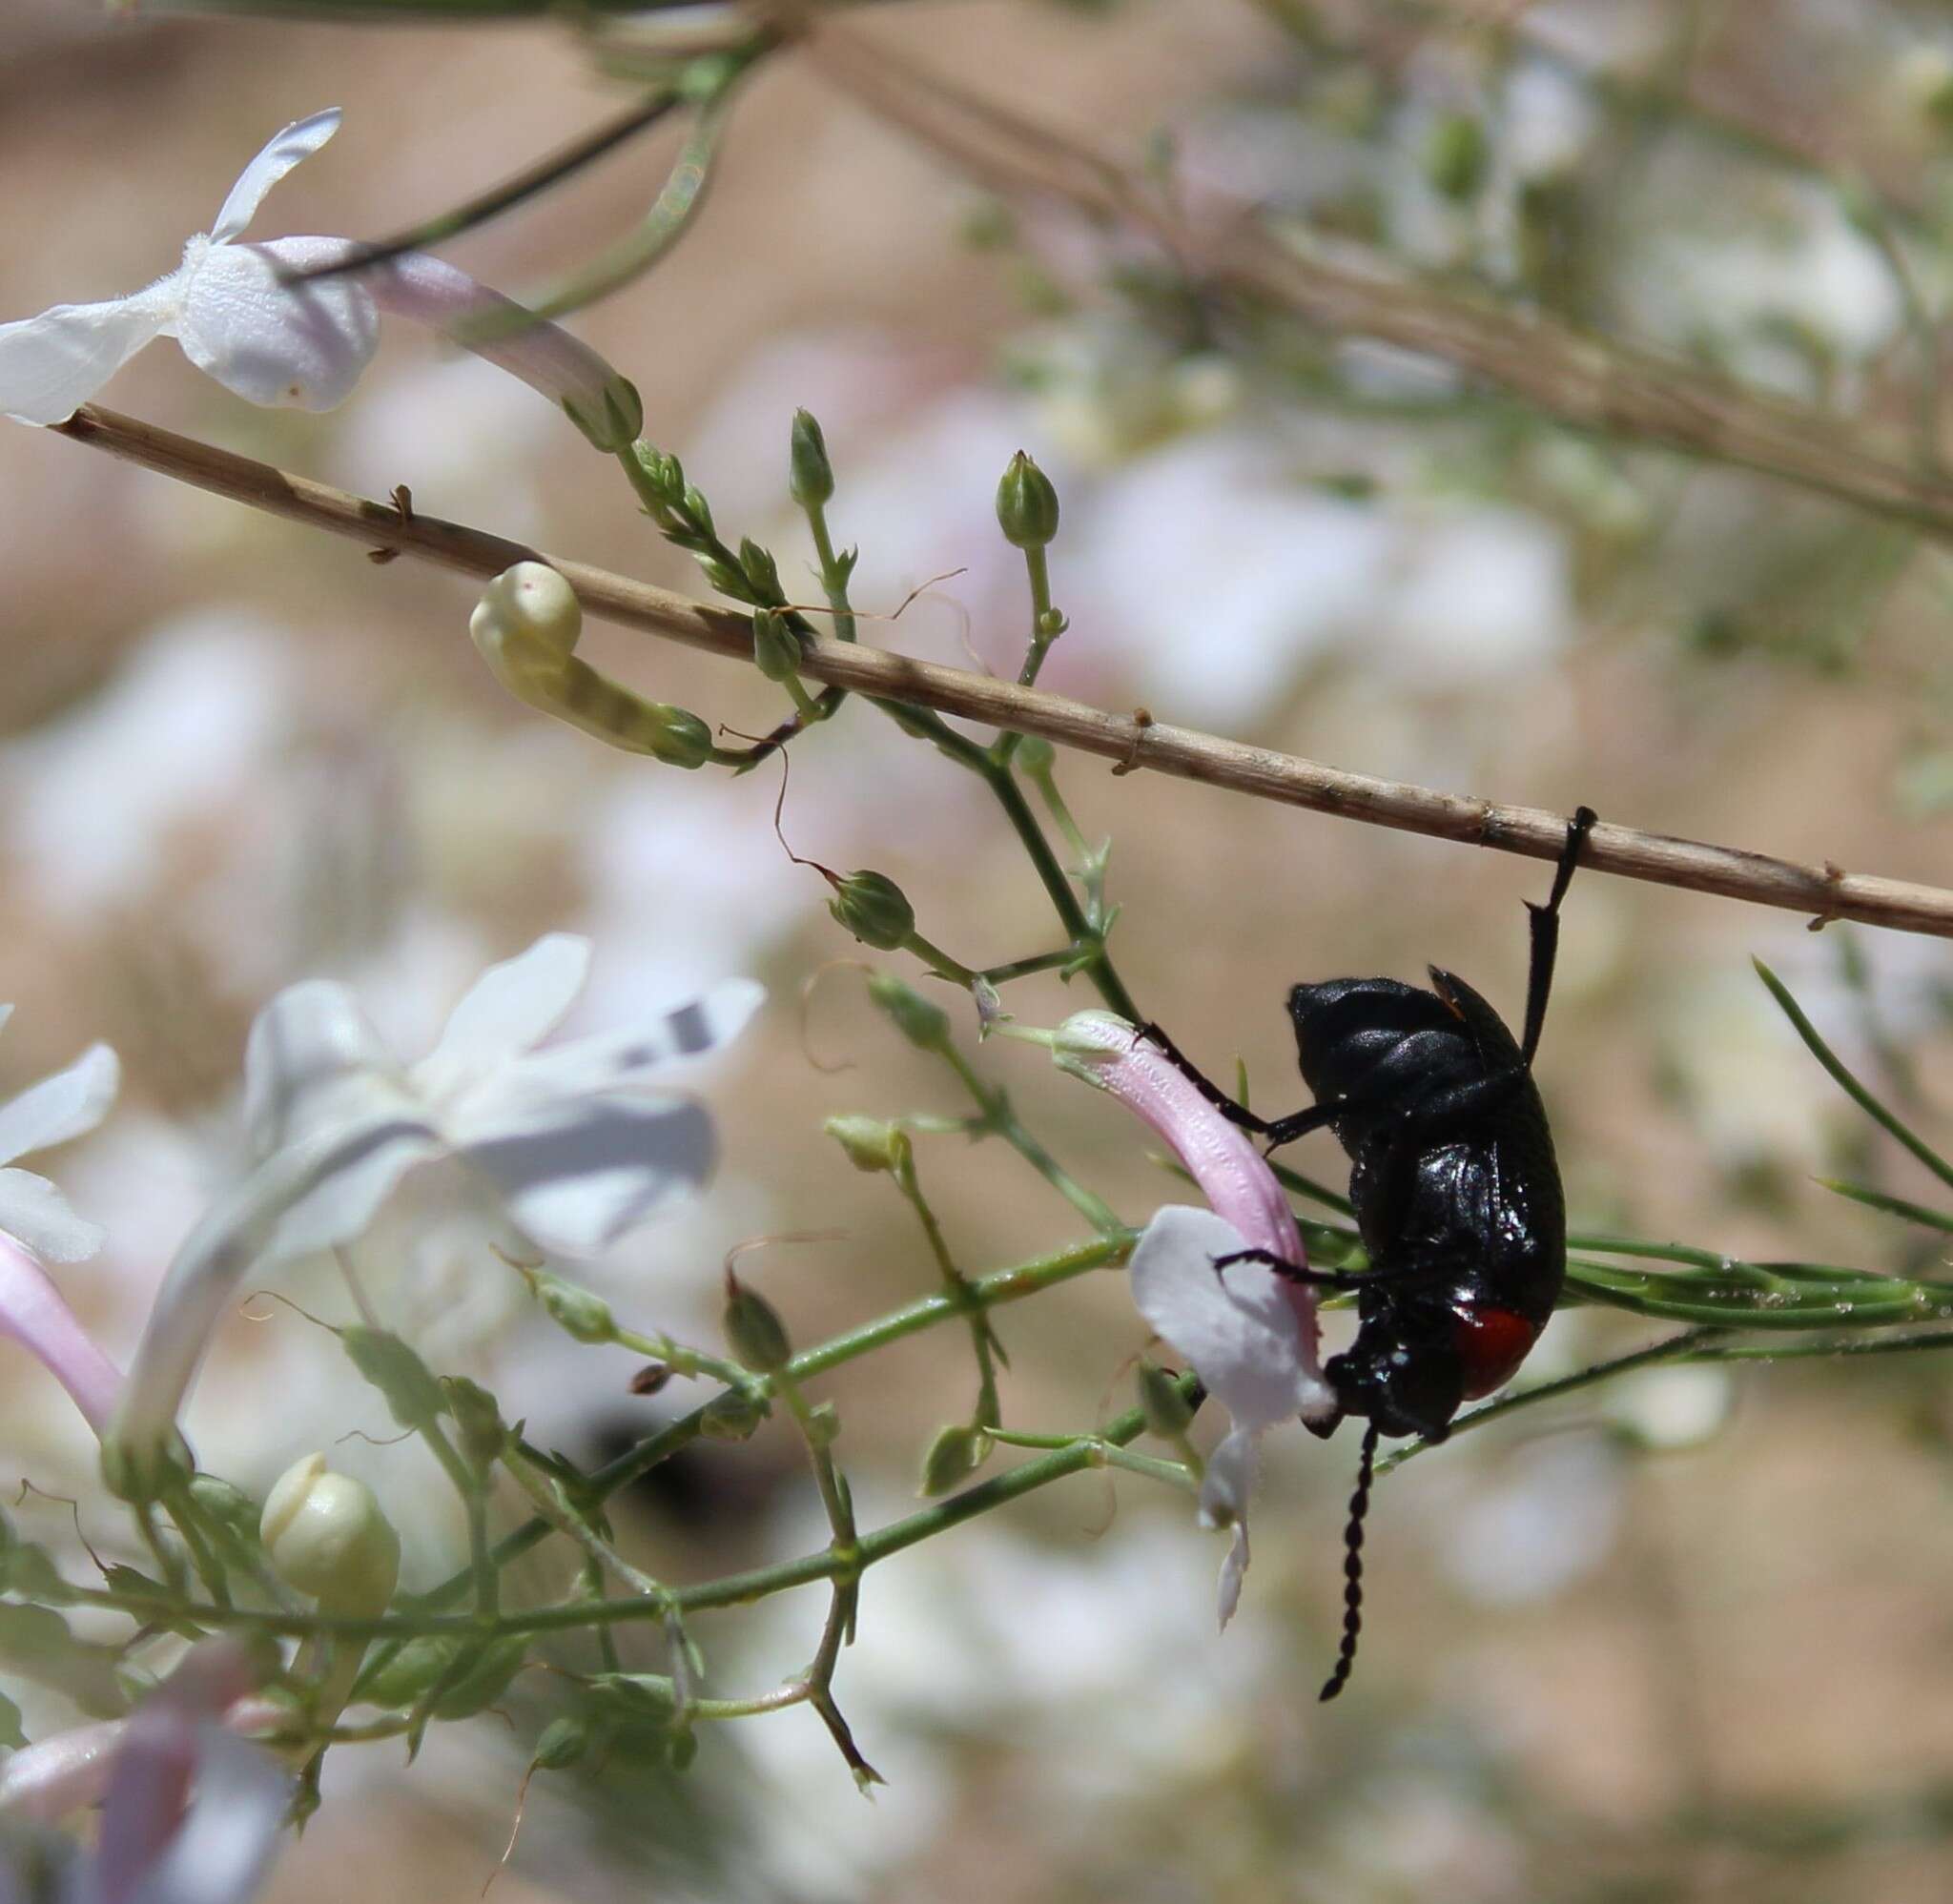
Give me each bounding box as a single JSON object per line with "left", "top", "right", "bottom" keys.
{"left": 341, "top": 1328, "right": 447, "bottom": 1431}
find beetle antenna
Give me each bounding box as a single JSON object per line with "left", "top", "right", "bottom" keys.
{"left": 1319, "top": 1421, "right": 1380, "bottom": 1703}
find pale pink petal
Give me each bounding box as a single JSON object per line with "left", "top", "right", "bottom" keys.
{"left": 0, "top": 1718, "right": 123, "bottom": 1821}
{"left": 1056, "top": 1011, "right": 1307, "bottom": 1262}
{"left": 365, "top": 252, "right": 632, "bottom": 433}
{"left": 0, "top": 1234, "right": 121, "bottom": 1432}
{"left": 209, "top": 109, "right": 342, "bottom": 243}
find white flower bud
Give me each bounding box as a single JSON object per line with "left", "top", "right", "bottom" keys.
{"left": 471, "top": 563, "right": 582, "bottom": 701}
{"left": 260, "top": 1453, "right": 401, "bottom": 1613}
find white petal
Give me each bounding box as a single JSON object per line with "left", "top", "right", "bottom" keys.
{"left": 243, "top": 978, "right": 401, "bottom": 1154}
{"left": 1130, "top": 1205, "right": 1323, "bottom": 1432}
{"left": 465, "top": 1098, "right": 716, "bottom": 1255}
{"left": 1216, "top": 1519, "right": 1250, "bottom": 1632}
{"left": 0, "top": 1167, "right": 105, "bottom": 1263}
{"left": 0, "top": 1043, "right": 119, "bottom": 1164}
{"left": 416, "top": 933, "right": 591, "bottom": 1100}
{"left": 0, "top": 281, "right": 178, "bottom": 425}
{"left": 209, "top": 107, "right": 342, "bottom": 243}
{"left": 472, "top": 976, "right": 764, "bottom": 1118}
{"left": 1202, "top": 1426, "right": 1260, "bottom": 1630}
{"left": 177, "top": 236, "right": 378, "bottom": 412}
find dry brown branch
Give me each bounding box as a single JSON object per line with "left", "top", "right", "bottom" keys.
{"left": 50, "top": 402, "right": 1953, "bottom": 941}
{"left": 802, "top": 25, "right": 1953, "bottom": 546}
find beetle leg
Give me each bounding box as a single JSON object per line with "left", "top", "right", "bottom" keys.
{"left": 1136, "top": 1020, "right": 1285, "bottom": 1136}
{"left": 1210, "top": 1246, "right": 1366, "bottom": 1289}
{"left": 1518, "top": 805, "right": 1596, "bottom": 1065}
{"left": 1137, "top": 1022, "right": 1358, "bottom": 1153}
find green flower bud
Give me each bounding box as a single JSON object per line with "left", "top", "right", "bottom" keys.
{"left": 867, "top": 972, "right": 952, "bottom": 1053}
{"left": 564, "top": 374, "right": 646, "bottom": 453}
{"left": 427, "top": 1634, "right": 530, "bottom": 1720}
{"left": 533, "top": 1715, "right": 592, "bottom": 1771}
{"left": 341, "top": 1327, "right": 446, "bottom": 1432}
{"left": 357, "top": 1632, "right": 523, "bottom": 1717}
{"left": 631, "top": 444, "right": 685, "bottom": 502}
{"left": 751, "top": 609, "right": 804, "bottom": 683}
{"left": 699, "top": 1388, "right": 767, "bottom": 1443}
{"left": 918, "top": 1423, "right": 989, "bottom": 1496}
{"left": 444, "top": 1376, "right": 506, "bottom": 1471}
{"left": 996, "top": 450, "right": 1060, "bottom": 549}
{"left": 723, "top": 1276, "right": 792, "bottom": 1374}
{"left": 738, "top": 538, "right": 784, "bottom": 604}
{"left": 829, "top": 870, "right": 915, "bottom": 951}
{"left": 790, "top": 409, "right": 835, "bottom": 507}
{"left": 696, "top": 556, "right": 748, "bottom": 599}
{"left": 823, "top": 1115, "right": 911, "bottom": 1175}
{"left": 647, "top": 705, "right": 714, "bottom": 771}
{"left": 261, "top": 1454, "right": 401, "bottom": 1614}
{"left": 681, "top": 484, "right": 715, "bottom": 537}
{"left": 1136, "top": 1361, "right": 1195, "bottom": 1439}
{"left": 99, "top": 1433, "right": 193, "bottom": 1506}
{"left": 1425, "top": 112, "right": 1489, "bottom": 201}
{"left": 533, "top": 1272, "right": 617, "bottom": 1344}
{"left": 185, "top": 1474, "right": 263, "bottom": 1549}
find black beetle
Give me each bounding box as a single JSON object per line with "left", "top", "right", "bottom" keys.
{"left": 1140, "top": 806, "right": 1596, "bottom": 1698}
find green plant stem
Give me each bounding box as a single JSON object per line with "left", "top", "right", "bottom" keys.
{"left": 894, "top": 1155, "right": 1003, "bottom": 1428}
{"left": 416, "top": 1418, "right": 497, "bottom": 1617}
{"left": 938, "top": 1044, "right": 1123, "bottom": 1235}
{"left": 773, "top": 1369, "right": 879, "bottom": 1783}
{"left": 1379, "top": 1329, "right": 1724, "bottom": 1474}
{"left": 502, "top": 1443, "right": 666, "bottom": 1604}
{"left": 805, "top": 502, "right": 859, "bottom": 645}
{"left": 375, "top": 1233, "right": 1130, "bottom": 1642}
{"left": 72, "top": 1369, "right": 1187, "bottom": 1644}
{"left": 1756, "top": 959, "right": 1953, "bottom": 1195}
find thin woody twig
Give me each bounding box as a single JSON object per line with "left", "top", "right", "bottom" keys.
{"left": 51, "top": 402, "right": 1953, "bottom": 940}
{"left": 801, "top": 24, "right": 1953, "bottom": 547}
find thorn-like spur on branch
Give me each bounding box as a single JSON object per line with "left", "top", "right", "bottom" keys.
{"left": 800, "top": 25, "right": 1953, "bottom": 551}
{"left": 51, "top": 402, "right": 1953, "bottom": 941}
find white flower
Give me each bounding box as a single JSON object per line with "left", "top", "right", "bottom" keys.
{"left": 0, "top": 111, "right": 642, "bottom": 449}
{"left": 1131, "top": 1206, "right": 1328, "bottom": 1628}
{"left": 1048, "top": 1011, "right": 1333, "bottom": 1626}
{"left": 114, "top": 934, "right": 761, "bottom": 1454}
{"left": 0, "top": 111, "right": 377, "bottom": 424}
{"left": 0, "top": 1007, "right": 119, "bottom": 1263}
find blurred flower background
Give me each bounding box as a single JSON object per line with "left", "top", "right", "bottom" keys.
{"left": 8, "top": 0, "right": 1953, "bottom": 1898}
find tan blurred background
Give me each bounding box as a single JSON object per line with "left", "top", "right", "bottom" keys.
{"left": 9, "top": 1, "right": 1953, "bottom": 1899}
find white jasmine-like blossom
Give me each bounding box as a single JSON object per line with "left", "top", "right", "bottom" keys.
{"left": 0, "top": 111, "right": 641, "bottom": 450}
{"left": 0, "top": 1007, "right": 119, "bottom": 1264}
{"left": 1050, "top": 1011, "right": 1332, "bottom": 1626}
{"left": 113, "top": 934, "right": 761, "bottom": 1456}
